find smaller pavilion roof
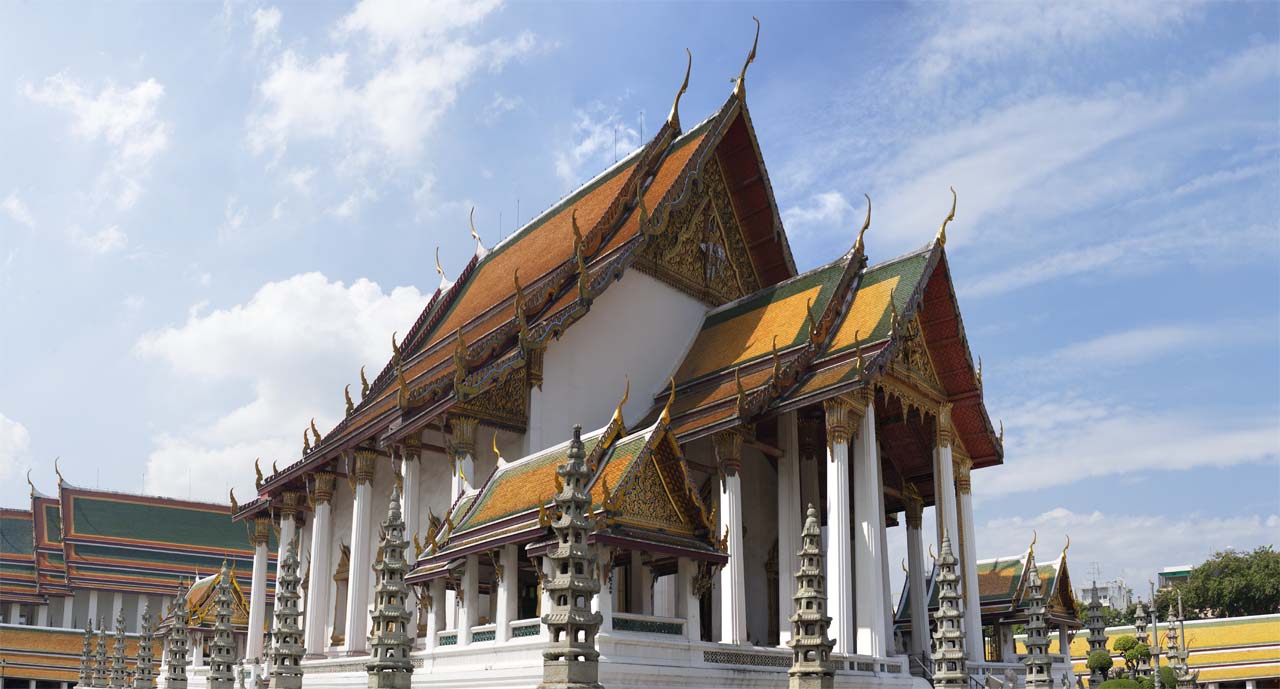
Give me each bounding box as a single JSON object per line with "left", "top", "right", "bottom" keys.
{"left": 0, "top": 508, "right": 41, "bottom": 604}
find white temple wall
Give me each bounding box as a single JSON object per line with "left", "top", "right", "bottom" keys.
{"left": 326, "top": 473, "right": 354, "bottom": 645}
{"left": 531, "top": 271, "right": 706, "bottom": 452}
{"left": 416, "top": 448, "right": 454, "bottom": 540}
{"left": 739, "top": 443, "right": 777, "bottom": 646}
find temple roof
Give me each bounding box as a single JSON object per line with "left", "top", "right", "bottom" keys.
{"left": 896, "top": 546, "right": 1079, "bottom": 628}
{"left": 408, "top": 411, "right": 721, "bottom": 582}
{"left": 31, "top": 494, "right": 68, "bottom": 595}
{"left": 0, "top": 626, "right": 143, "bottom": 683}
{"left": 0, "top": 508, "right": 41, "bottom": 604}
{"left": 160, "top": 567, "right": 252, "bottom": 631}
{"left": 249, "top": 90, "right": 799, "bottom": 514}
{"left": 53, "top": 483, "right": 274, "bottom": 597}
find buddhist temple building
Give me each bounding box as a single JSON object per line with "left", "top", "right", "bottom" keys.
{"left": 0, "top": 474, "right": 274, "bottom": 686}
{"left": 221, "top": 27, "right": 1014, "bottom": 689}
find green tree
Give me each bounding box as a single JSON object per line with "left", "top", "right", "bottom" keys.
{"left": 1112, "top": 635, "right": 1151, "bottom": 677}
{"left": 1154, "top": 546, "right": 1280, "bottom": 619}
{"left": 1088, "top": 650, "right": 1114, "bottom": 676}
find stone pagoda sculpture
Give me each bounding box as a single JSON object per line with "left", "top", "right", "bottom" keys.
{"left": 134, "top": 604, "right": 156, "bottom": 689}
{"left": 538, "top": 425, "right": 604, "bottom": 689}
{"left": 1086, "top": 584, "right": 1109, "bottom": 686}
{"left": 787, "top": 504, "right": 835, "bottom": 689}
{"left": 931, "top": 534, "right": 967, "bottom": 689}
{"left": 80, "top": 622, "right": 94, "bottom": 687}
{"left": 165, "top": 582, "right": 192, "bottom": 689}
{"left": 1167, "top": 605, "right": 1199, "bottom": 689}
{"left": 269, "top": 536, "right": 306, "bottom": 689}
{"left": 209, "top": 562, "right": 239, "bottom": 689}
{"left": 366, "top": 487, "right": 414, "bottom": 688}
{"left": 110, "top": 609, "right": 128, "bottom": 688}
{"left": 95, "top": 617, "right": 109, "bottom": 687}
{"left": 1133, "top": 600, "right": 1151, "bottom": 678}
{"left": 1022, "top": 549, "right": 1053, "bottom": 689}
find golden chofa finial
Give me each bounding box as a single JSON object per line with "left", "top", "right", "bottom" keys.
{"left": 359, "top": 365, "right": 369, "bottom": 398}
{"left": 310, "top": 418, "right": 322, "bottom": 445}
{"left": 53, "top": 456, "right": 64, "bottom": 485}
{"left": 659, "top": 377, "right": 676, "bottom": 425}
{"left": 937, "top": 186, "right": 956, "bottom": 247}
{"left": 254, "top": 458, "right": 264, "bottom": 490}
{"left": 228, "top": 488, "right": 239, "bottom": 513}
{"left": 998, "top": 419, "right": 1004, "bottom": 444}
{"left": 492, "top": 431, "right": 502, "bottom": 463}
{"left": 734, "top": 16, "right": 761, "bottom": 99}
{"left": 976, "top": 356, "right": 983, "bottom": 388}
{"left": 391, "top": 331, "right": 401, "bottom": 361}
{"left": 344, "top": 384, "right": 354, "bottom": 416}
{"left": 853, "top": 193, "right": 871, "bottom": 254}
{"left": 611, "top": 375, "right": 630, "bottom": 427}
{"left": 668, "top": 48, "right": 692, "bottom": 128}
{"left": 1029, "top": 529, "right": 1038, "bottom": 558}
{"left": 25, "top": 469, "right": 35, "bottom": 496}
{"left": 1062, "top": 534, "right": 1071, "bottom": 556}
{"left": 302, "top": 428, "right": 311, "bottom": 454}
{"left": 469, "top": 206, "right": 480, "bottom": 243}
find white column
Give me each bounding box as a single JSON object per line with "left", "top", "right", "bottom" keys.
{"left": 36, "top": 604, "right": 49, "bottom": 627}
{"left": 677, "top": 557, "right": 701, "bottom": 641}
{"left": 776, "top": 411, "right": 802, "bottom": 647}
{"left": 714, "top": 431, "right": 746, "bottom": 645}
{"left": 852, "top": 390, "right": 887, "bottom": 657}
{"left": 449, "top": 416, "right": 478, "bottom": 499}
{"left": 246, "top": 515, "right": 270, "bottom": 664}
{"left": 458, "top": 553, "right": 478, "bottom": 646}
{"left": 7, "top": 602, "right": 19, "bottom": 624}
{"left": 630, "top": 551, "right": 653, "bottom": 614}
{"left": 594, "top": 549, "right": 614, "bottom": 635}
{"left": 110, "top": 592, "right": 123, "bottom": 624}
{"left": 401, "top": 448, "right": 422, "bottom": 553}
{"left": 496, "top": 544, "right": 518, "bottom": 642}
{"left": 905, "top": 494, "right": 928, "bottom": 657}
{"left": 426, "top": 578, "right": 446, "bottom": 648}
{"left": 304, "top": 473, "right": 335, "bottom": 657}
{"left": 343, "top": 451, "right": 377, "bottom": 654}
{"left": 61, "top": 596, "right": 73, "bottom": 628}
{"left": 540, "top": 555, "right": 555, "bottom": 640}
{"left": 824, "top": 397, "right": 855, "bottom": 655}
{"left": 956, "top": 456, "right": 983, "bottom": 662}
{"left": 134, "top": 596, "right": 147, "bottom": 631}
{"left": 86, "top": 590, "right": 99, "bottom": 627}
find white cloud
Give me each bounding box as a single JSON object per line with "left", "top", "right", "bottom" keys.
{"left": 781, "top": 191, "right": 855, "bottom": 237}
{"left": 913, "top": 1, "right": 1196, "bottom": 84}
{"left": 123, "top": 295, "right": 145, "bottom": 312}
{"left": 21, "top": 74, "right": 169, "bottom": 210}
{"left": 218, "top": 196, "right": 248, "bottom": 241}
{"left": 285, "top": 167, "right": 315, "bottom": 195}
{"left": 70, "top": 225, "right": 128, "bottom": 254}
{"left": 982, "top": 394, "right": 1279, "bottom": 497}
{"left": 251, "top": 6, "right": 282, "bottom": 50}
{"left": 135, "top": 272, "right": 430, "bottom": 501}
{"left": 482, "top": 92, "right": 522, "bottom": 124}
{"left": 554, "top": 104, "right": 641, "bottom": 188}
{"left": 2, "top": 192, "right": 36, "bottom": 228}
{"left": 0, "top": 412, "right": 31, "bottom": 484}
{"left": 247, "top": 0, "right": 535, "bottom": 164}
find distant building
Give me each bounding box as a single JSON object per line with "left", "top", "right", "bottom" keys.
{"left": 1159, "top": 565, "right": 1193, "bottom": 589}
{"left": 1077, "top": 580, "right": 1132, "bottom": 610}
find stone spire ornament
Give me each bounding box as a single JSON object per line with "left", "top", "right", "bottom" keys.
{"left": 1086, "top": 583, "right": 1109, "bottom": 686}
{"left": 1022, "top": 549, "right": 1053, "bottom": 689}
{"left": 1133, "top": 600, "right": 1151, "bottom": 678}
{"left": 165, "top": 582, "right": 192, "bottom": 689}
{"left": 366, "top": 486, "right": 414, "bottom": 688}
{"left": 134, "top": 604, "right": 156, "bottom": 689}
{"left": 787, "top": 504, "right": 835, "bottom": 689}
{"left": 538, "top": 425, "right": 604, "bottom": 689}
{"left": 94, "top": 617, "right": 109, "bottom": 687}
{"left": 208, "top": 562, "right": 238, "bottom": 689}
{"left": 1168, "top": 602, "right": 1199, "bottom": 689}
{"left": 79, "top": 621, "right": 94, "bottom": 687}
{"left": 930, "top": 534, "right": 967, "bottom": 689}
{"left": 109, "top": 608, "right": 128, "bottom": 688}
{"left": 268, "top": 536, "right": 306, "bottom": 689}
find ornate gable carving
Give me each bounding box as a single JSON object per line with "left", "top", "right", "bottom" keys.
{"left": 452, "top": 361, "right": 529, "bottom": 432}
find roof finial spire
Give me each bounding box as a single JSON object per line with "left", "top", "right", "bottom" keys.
{"left": 435, "top": 247, "right": 453, "bottom": 290}
{"left": 611, "top": 375, "right": 630, "bottom": 427}
{"left": 734, "top": 16, "right": 761, "bottom": 99}
{"left": 1029, "top": 529, "right": 1037, "bottom": 558}
{"left": 470, "top": 206, "right": 488, "bottom": 259}
{"left": 26, "top": 469, "right": 35, "bottom": 497}
{"left": 854, "top": 193, "right": 871, "bottom": 254}
{"left": 54, "top": 456, "right": 64, "bottom": 485}
{"left": 668, "top": 48, "right": 692, "bottom": 128}
{"left": 659, "top": 377, "right": 676, "bottom": 425}
{"left": 937, "top": 186, "right": 957, "bottom": 246}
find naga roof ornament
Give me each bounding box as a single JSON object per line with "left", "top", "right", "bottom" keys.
{"left": 310, "top": 418, "right": 321, "bottom": 446}
{"left": 612, "top": 375, "right": 630, "bottom": 428}
{"left": 25, "top": 469, "right": 35, "bottom": 497}
{"left": 435, "top": 247, "right": 453, "bottom": 291}
{"left": 469, "top": 206, "right": 488, "bottom": 259}
{"left": 733, "top": 17, "right": 760, "bottom": 99}
{"left": 302, "top": 428, "right": 311, "bottom": 454}
{"left": 254, "top": 459, "right": 263, "bottom": 490}
{"left": 228, "top": 488, "right": 238, "bottom": 514}
{"left": 54, "top": 456, "right": 64, "bottom": 484}
{"left": 659, "top": 377, "right": 676, "bottom": 425}
{"left": 345, "top": 384, "right": 354, "bottom": 415}
{"left": 667, "top": 48, "right": 692, "bottom": 129}
{"left": 853, "top": 193, "right": 871, "bottom": 254}
{"left": 359, "top": 365, "right": 369, "bottom": 398}
{"left": 937, "top": 186, "right": 957, "bottom": 247}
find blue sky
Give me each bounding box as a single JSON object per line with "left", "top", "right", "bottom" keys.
{"left": 1, "top": 1, "right": 1276, "bottom": 592}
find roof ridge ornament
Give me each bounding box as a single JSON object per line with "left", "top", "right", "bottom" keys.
{"left": 25, "top": 469, "right": 35, "bottom": 497}
{"left": 254, "top": 459, "right": 263, "bottom": 490}
{"left": 310, "top": 418, "right": 322, "bottom": 446}
{"left": 937, "top": 186, "right": 957, "bottom": 247}
{"left": 228, "top": 488, "right": 238, "bottom": 514}
{"left": 659, "top": 377, "right": 676, "bottom": 425}
{"left": 668, "top": 48, "right": 692, "bottom": 129}
{"left": 1062, "top": 534, "right": 1070, "bottom": 557}
{"left": 470, "top": 206, "right": 488, "bottom": 259}
{"left": 344, "top": 384, "right": 354, "bottom": 415}
{"left": 1029, "top": 529, "right": 1038, "bottom": 559}
{"left": 435, "top": 247, "right": 454, "bottom": 291}
{"left": 302, "top": 428, "right": 311, "bottom": 454}
{"left": 854, "top": 193, "right": 871, "bottom": 254}
{"left": 612, "top": 375, "right": 630, "bottom": 428}
{"left": 360, "top": 365, "right": 370, "bottom": 398}
{"left": 733, "top": 16, "right": 761, "bottom": 99}
{"left": 54, "top": 456, "right": 64, "bottom": 485}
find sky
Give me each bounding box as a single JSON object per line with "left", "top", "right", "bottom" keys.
{"left": 1, "top": 1, "right": 1277, "bottom": 597}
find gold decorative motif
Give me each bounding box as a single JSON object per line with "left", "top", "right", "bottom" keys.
{"left": 360, "top": 365, "right": 369, "bottom": 399}
{"left": 936, "top": 186, "right": 956, "bottom": 247}
{"left": 344, "top": 384, "right": 354, "bottom": 416}
{"left": 854, "top": 193, "right": 871, "bottom": 254}
{"left": 435, "top": 248, "right": 447, "bottom": 283}
{"left": 937, "top": 402, "right": 954, "bottom": 447}
{"left": 229, "top": 488, "right": 239, "bottom": 513}
{"left": 312, "top": 472, "right": 335, "bottom": 505}
{"left": 1062, "top": 534, "right": 1070, "bottom": 556}
{"left": 668, "top": 48, "right": 692, "bottom": 127}
{"left": 253, "top": 458, "right": 264, "bottom": 490}
{"left": 573, "top": 209, "right": 591, "bottom": 301}
{"left": 659, "top": 377, "right": 676, "bottom": 425}
{"left": 713, "top": 429, "right": 743, "bottom": 477}
{"left": 452, "top": 330, "right": 472, "bottom": 400}
{"left": 396, "top": 359, "right": 410, "bottom": 410}
{"left": 822, "top": 396, "right": 852, "bottom": 452}
{"left": 770, "top": 336, "right": 781, "bottom": 379}
{"left": 733, "top": 16, "right": 760, "bottom": 98}
{"left": 616, "top": 452, "right": 687, "bottom": 532}
{"left": 733, "top": 366, "right": 748, "bottom": 414}
{"left": 310, "top": 418, "right": 322, "bottom": 446}
{"left": 447, "top": 415, "right": 478, "bottom": 458}
{"left": 903, "top": 482, "right": 924, "bottom": 530}
{"left": 453, "top": 363, "right": 529, "bottom": 431}
{"left": 1029, "top": 529, "right": 1038, "bottom": 559}
{"left": 612, "top": 375, "right": 629, "bottom": 428}
{"left": 279, "top": 490, "right": 302, "bottom": 520}
{"left": 953, "top": 453, "right": 972, "bottom": 495}
{"left": 302, "top": 428, "right": 311, "bottom": 454}
{"left": 251, "top": 515, "right": 271, "bottom": 546}
{"left": 353, "top": 449, "right": 377, "bottom": 485}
